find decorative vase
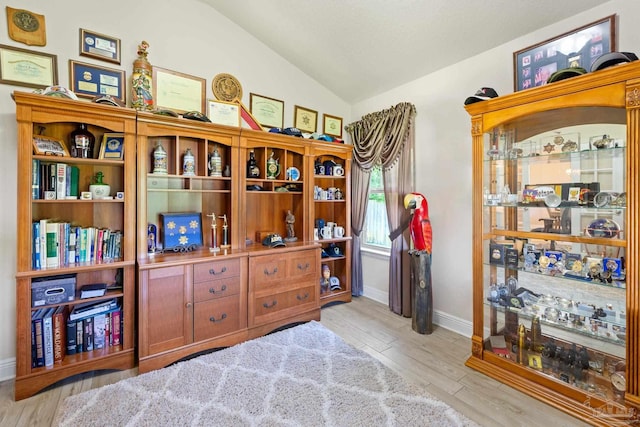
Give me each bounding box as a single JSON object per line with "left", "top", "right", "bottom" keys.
{"left": 131, "top": 41, "right": 153, "bottom": 111}
{"left": 70, "top": 123, "right": 95, "bottom": 159}
{"left": 209, "top": 147, "right": 222, "bottom": 177}
{"left": 183, "top": 148, "right": 195, "bottom": 176}
{"left": 152, "top": 142, "right": 167, "bottom": 174}
{"left": 89, "top": 171, "right": 111, "bottom": 199}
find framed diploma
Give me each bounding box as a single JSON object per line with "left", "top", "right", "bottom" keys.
{"left": 69, "top": 60, "right": 125, "bottom": 103}
{"left": 0, "top": 44, "right": 57, "bottom": 88}
{"left": 207, "top": 99, "right": 240, "bottom": 127}
{"left": 323, "top": 113, "right": 343, "bottom": 138}
{"left": 79, "top": 28, "right": 121, "bottom": 65}
{"left": 153, "top": 66, "right": 206, "bottom": 114}
{"left": 249, "top": 93, "right": 284, "bottom": 129}
{"left": 294, "top": 105, "right": 318, "bottom": 133}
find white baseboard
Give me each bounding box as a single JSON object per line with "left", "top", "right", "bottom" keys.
{"left": 0, "top": 357, "right": 15, "bottom": 382}
{"left": 361, "top": 290, "right": 473, "bottom": 339}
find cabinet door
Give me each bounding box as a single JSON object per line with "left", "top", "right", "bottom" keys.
{"left": 140, "top": 265, "right": 192, "bottom": 355}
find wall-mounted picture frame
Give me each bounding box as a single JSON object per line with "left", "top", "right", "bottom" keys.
{"left": 153, "top": 66, "right": 206, "bottom": 114}
{"left": 99, "top": 132, "right": 125, "bottom": 160}
{"left": 294, "top": 105, "right": 317, "bottom": 133}
{"left": 0, "top": 44, "right": 57, "bottom": 89}
{"left": 323, "top": 113, "right": 343, "bottom": 138}
{"left": 207, "top": 99, "right": 240, "bottom": 127}
{"left": 249, "top": 93, "right": 284, "bottom": 129}
{"left": 32, "top": 134, "right": 69, "bottom": 157}
{"left": 79, "top": 28, "right": 121, "bottom": 65}
{"left": 513, "top": 15, "right": 616, "bottom": 91}
{"left": 69, "top": 60, "right": 125, "bottom": 104}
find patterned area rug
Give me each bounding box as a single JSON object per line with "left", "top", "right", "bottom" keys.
{"left": 54, "top": 321, "right": 478, "bottom": 426}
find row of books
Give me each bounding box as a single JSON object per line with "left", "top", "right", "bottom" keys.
{"left": 32, "top": 160, "right": 80, "bottom": 200}
{"left": 31, "top": 298, "right": 122, "bottom": 368}
{"left": 32, "top": 219, "right": 122, "bottom": 269}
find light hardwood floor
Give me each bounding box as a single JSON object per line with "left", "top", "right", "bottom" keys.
{"left": 0, "top": 297, "right": 590, "bottom": 427}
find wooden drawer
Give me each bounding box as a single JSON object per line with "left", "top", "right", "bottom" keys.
{"left": 193, "top": 277, "right": 240, "bottom": 303}
{"left": 193, "top": 295, "right": 241, "bottom": 342}
{"left": 253, "top": 284, "right": 317, "bottom": 319}
{"left": 193, "top": 258, "right": 240, "bottom": 283}
{"left": 287, "top": 251, "right": 317, "bottom": 280}
{"left": 251, "top": 254, "right": 287, "bottom": 289}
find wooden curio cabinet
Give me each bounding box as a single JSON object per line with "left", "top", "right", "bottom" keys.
{"left": 465, "top": 62, "right": 640, "bottom": 424}
{"left": 13, "top": 92, "right": 136, "bottom": 400}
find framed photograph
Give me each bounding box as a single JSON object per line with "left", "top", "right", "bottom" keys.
{"left": 69, "top": 60, "right": 125, "bottom": 104}
{"left": 513, "top": 15, "right": 616, "bottom": 91}
{"left": 32, "top": 134, "right": 69, "bottom": 157}
{"left": 294, "top": 105, "right": 317, "bottom": 133}
{"left": 0, "top": 44, "right": 57, "bottom": 89}
{"left": 323, "top": 113, "right": 343, "bottom": 138}
{"left": 207, "top": 99, "right": 240, "bottom": 127}
{"left": 99, "top": 132, "right": 125, "bottom": 160}
{"left": 79, "top": 29, "right": 121, "bottom": 65}
{"left": 153, "top": 66, "right": 206, "bottom": 114}
{"left": 160, "top": 212, "right": 203, "bottom": 252}
{"left": 249, "top": 93, "right": 284, "bottom": 129}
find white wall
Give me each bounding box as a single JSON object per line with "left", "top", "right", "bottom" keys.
{"left": 0, "top": 0, "right": 350, "bottom": 380}
{"left": 358, "top": 0, "right": 640, "bottom": 336}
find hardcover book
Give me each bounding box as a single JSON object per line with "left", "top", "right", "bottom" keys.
{"left": 66, "top": 318, "right": 77, "bottom": 355}
{"left": 93, "top": 313, "right": 106, "bottom": 350}
{"left": 80, "top": 283, "right": 107, "bottom": 299}
{"left": 52, "top": 306, "right": 66, "bottom": 362}
{"left": 42, "top": 307, "right": 55, "bottom": 367}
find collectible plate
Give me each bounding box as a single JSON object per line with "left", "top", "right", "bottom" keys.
{"left": 286, "top": 166, "right": 300, "bottom": 181}
{"left": 211, "top": 73, "right": 243, "bottom": 102}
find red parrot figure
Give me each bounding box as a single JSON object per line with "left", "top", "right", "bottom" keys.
{"left": 403, "top": 193, "right": 432, "bottom": 254}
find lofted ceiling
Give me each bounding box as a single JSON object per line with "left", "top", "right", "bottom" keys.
{"left": 200, "top": 0, "right": 607, "bottom": 103}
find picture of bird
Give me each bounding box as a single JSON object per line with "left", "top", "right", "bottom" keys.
{"left": 403, "top": 192, "right": 432, "bottom": 254}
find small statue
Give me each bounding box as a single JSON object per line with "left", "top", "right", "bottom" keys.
{"left": 285, "top": 210, "right": 297, "bottom": 241}
{"left": 320, "top": 264, "right": 330, "bottom": 293}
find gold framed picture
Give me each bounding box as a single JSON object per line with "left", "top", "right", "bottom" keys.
{"left": 153, "top": 66, "right": 206, "bottom": 114}
{"left": 32, "top": 134, "right": 69, "bottom": 157}
{"left": 98, "top": 133, "right": 124, "bottom": 160}
{"left": 250, "top": 93, "right": 284, "bottom": 128}
{"left": 294, "top": 105, "right": 317, "bottom": 133}
{"left": 0, "top": 44, "right": 57, "bottom": 88}
{"left": 323, "top": 113, "right": 343, "bottom": 138}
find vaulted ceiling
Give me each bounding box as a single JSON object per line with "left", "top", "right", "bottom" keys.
{"left": 200, "top": 0, "right": 607, "bottom": 103}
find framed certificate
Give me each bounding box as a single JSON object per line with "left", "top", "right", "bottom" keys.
{"left": 323, "top": 113, "right": 343, "bottom": 138}
{"left": 294, "top": 105, "right": 317, "bottom": 133}
{"left": 153, "top": 66, "right": 206, "bottom": 114}
{"left": 249, "top": 93, "right": 284, "bottom": 128}
{"left": 69, "top": 60, "right": 125, "bottom": 103}
{"left": 0, "top": 44, "right": 57, "bottom": 89}
{"left": 79, "top": 29, "right": 121, "bottom": 64}
{"left": 207, "top": 99, "right": 240, "bottom": 127}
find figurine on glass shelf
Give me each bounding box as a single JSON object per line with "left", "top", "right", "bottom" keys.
{"left": 284, "top": 210, "right": 297, "bottom": 242}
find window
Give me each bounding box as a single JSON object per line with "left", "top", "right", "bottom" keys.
{"left": 364, "top": 166, "right": 390, "bottom": 249}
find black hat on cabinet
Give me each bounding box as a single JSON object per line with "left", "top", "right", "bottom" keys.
{"left": 590, "top": 51, "right": 638, "bottom": 72}
{"left": 464, "top": 87, "right": 498, "bottom": 105}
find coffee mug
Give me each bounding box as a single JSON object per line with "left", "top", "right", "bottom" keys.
{"left": 321, "top": 226, "right": 332, "bottom": 239}
{"left": 333, "top": 226, "right": 345, "bottom": 238}
{"left": 313, "top": 228, "right": 319, "bottom": 240}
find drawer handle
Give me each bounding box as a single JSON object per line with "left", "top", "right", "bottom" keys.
{"left": 297, "top": 262, "right": 310, "bottom": 271}
{"left": 296, "top": 292, "right": 309, "bottom": 301}
{"left": 209, "top": 285, "right": 227, "bottom": 294}
{"left": 209, "top": 266, "right": 227, "bottom": 275}
{"left": 209, "top": 313, "right": 227, "bottom": 323}
{"left": 263, "top": 300, "right": 277, "bottom": 309}
{"left": 263, "top": 267, "right": 278, "bottom": 276}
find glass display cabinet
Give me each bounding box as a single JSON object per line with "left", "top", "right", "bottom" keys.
{"left": 466, "top": 62, "right": 640, "bottom": 425}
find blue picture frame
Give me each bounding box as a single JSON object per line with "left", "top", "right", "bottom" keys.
{"left": 160, "top": 212, "right": 203, "bottom": 252}
{"left": 69, "top": 59, "right": 126, "bottom": 104}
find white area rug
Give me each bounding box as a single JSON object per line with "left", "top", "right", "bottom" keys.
{"left": 54, "top": 321, "right": 478, "bottom": 426}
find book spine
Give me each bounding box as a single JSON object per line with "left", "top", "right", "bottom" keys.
{"left": 39, "top": 219, "right": 47, "bottom": 269}
{"left": 76, "top": 320, "right": 83, "bottom": 353}
{"left": 32, "top": 222, "right": 41, "bottom": 270}
{"left": 43, "top": 308, "right": 54, "bottom": 367}
{"left": 33, "top": 310, "right": 45, "bottom": 367}
{"left": 45, "top": 222, "right": 59, "bottom": 268}
{"left": 56, "top": 163, "right": 67, "bottom": 200}
{"left": 32, "top": 159, "right": 40, "bottom": 200}
{"left": 68, "top": 227, "right": 77, "bottom": 265}
{"left": 66, "top": 318, "right": 77, "bottom": 355}
{"left": 83, "top": 317, "right": 94, "bottom": 352}
{"left": 93, "top": 313, "right": 106, "bottom": 350}
{"left": 69, "top": 165, "right": 79, "bottom": 198}
{"left": 31, "top": 312, "right": 37, "bottom": 367}
{"left": 65, "top": 165, "right": 72, "bottom": 198}
{"left": 49, "top": 164, "right": 56, "bottom": 197}
{"left": 111, "top": 309, "right": 121, "bottom": 346}
{"left": 96, "top": 229, "right": 104, "bottom": 262}
{"left": 52, "top": 307, "right": 66, "bottom": 362}
{"left": 105, "top": 311, "right": 111, "bottom": 346}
